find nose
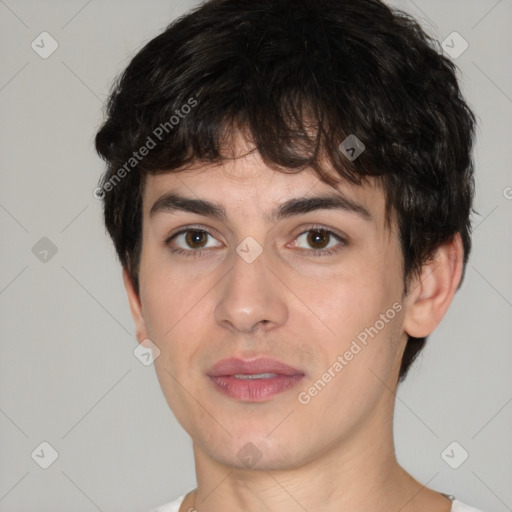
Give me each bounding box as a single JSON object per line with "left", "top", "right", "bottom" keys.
{"left": 213, "top": 248, "right": 288, "bottom": 335}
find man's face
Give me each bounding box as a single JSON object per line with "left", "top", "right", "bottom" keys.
{"left": 128, "top": 142, "right": 409, "bottom": 471}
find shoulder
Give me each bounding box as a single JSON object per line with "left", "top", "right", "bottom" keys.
{"left": 148, "top": 494, "right": 186, "bottom": 512}
{"left": 451, "top": 498, "right": 488, "bottom": 512}
{"left": 149, "top": 495, "right": 488, "bottom": 512}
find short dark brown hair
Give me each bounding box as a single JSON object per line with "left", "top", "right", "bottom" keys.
{"left": 94, "top": 0, "right": 476, "bottom": 382}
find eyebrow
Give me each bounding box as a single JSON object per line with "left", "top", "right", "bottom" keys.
{"left": 149, "top": 191, "right": 372, "bottom": 223}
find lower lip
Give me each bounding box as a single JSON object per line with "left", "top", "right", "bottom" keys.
{"left": 208, "top": 374, "right": 304, "bottom": 401}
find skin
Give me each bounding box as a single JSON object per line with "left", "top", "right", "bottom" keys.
{"left": 123, "top": 135, "right": 463, "bottom": 512}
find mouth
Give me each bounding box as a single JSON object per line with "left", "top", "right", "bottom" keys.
{"left": 207, "top": 357, "right": 305, "bottom": 402}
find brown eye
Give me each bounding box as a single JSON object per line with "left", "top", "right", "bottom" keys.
{"left": 166, "top": 228, "right": 222, "bottom": 256}
{"left": 306, "top": 229, "right": 331, "bottom": 250}
{"left": 184, "top": 230, "right": 209, "bottom": 249}
{"left": 294, "top": 227, "right": 346, "bottom": 257}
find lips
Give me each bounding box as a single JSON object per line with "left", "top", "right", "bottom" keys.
{"left": 208, "top": 357, "right": 304, "bottom": 377}
{"left": 207, "top": 357, "right": 305, "bottom": 401}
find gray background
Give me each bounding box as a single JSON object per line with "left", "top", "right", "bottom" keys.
{"left": 0, "top": 0, "right": 511, "bottom": 511}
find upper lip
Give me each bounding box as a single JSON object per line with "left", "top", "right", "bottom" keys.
{"left": 207, "top": 357, "right": 304, "bottom": 377}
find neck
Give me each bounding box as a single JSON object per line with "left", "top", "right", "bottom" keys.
{"left": 186, "top": 394, "right": 441, "bottom": 512}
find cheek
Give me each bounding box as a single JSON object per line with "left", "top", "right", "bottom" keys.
{"left": 305, "top": 268, "right": 404, "bottom": 386}
{"left": 139, "top": 268, "right": 214, "bottom": 378}
{"left": 140, "top": 247, "right": 200, "bottom": 331}
{"left": 299, "top": 312, "right": 403, "bottom": 428}
{"left": 311, "top": 271, "right": 385, "bottom": 341}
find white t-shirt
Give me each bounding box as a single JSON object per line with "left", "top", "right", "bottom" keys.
{"left": 150, "top": 493, "right": 486, "bottom": 512}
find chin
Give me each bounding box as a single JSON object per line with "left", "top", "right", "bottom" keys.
{"left": 198, "top": 431, "right": 311, "bottom": 472}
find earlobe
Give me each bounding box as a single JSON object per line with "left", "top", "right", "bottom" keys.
{"left": 122, "top": 267, "right": 149, "bottom": 344}
{"left": 402, "top": 233, "right": 464, "bottom": 338}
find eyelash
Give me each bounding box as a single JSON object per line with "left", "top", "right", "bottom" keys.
{"left": 164, "top": 224, "right": 347, "bottom": 258}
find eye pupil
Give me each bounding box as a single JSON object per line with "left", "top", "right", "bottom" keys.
{"left": 307, "top": 229, "right": 329, "bottom": 249}
{"left": 186, "top": 230, "right": 207, "bottom": 248}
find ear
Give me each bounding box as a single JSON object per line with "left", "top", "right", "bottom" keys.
{"left": 402, "top": 233, "right": 464, "bottom": 338}
{"left": 122, "top": 267, "right": 149, "bottom": 344}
